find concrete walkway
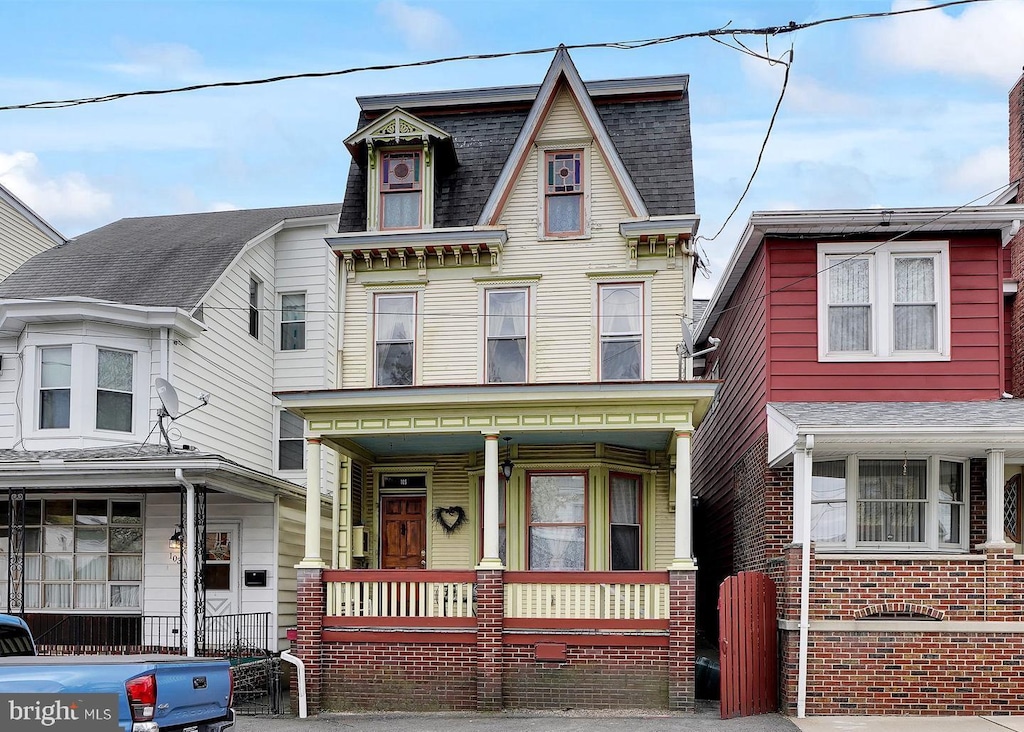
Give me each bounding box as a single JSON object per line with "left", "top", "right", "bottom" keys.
{"left": 792, "top": 717, "right": 1024, "bottom": 732}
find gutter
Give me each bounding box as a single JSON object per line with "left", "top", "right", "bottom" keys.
{"left": 796, "top": 434, "right": 813, "bottom": 718}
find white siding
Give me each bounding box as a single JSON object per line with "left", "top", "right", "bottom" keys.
{"left": 0, "top": 337, "right": 21, "bottom": 446}
{"left": 0, "top": 194, "right": 58, "bottom": 282}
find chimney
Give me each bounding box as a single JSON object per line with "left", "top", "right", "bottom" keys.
{"left": 1010, "top": 70, "right": 1024, "bottom": 396}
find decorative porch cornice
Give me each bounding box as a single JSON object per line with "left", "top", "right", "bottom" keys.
{"left": 618, "top": 218, "right": 699, "bottom": 270}
{"left": 327, "top": 228, "right": 508, "bottom": 280}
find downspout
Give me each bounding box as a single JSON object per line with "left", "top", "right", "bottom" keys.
{"left": 280, "top": 651, "right": 307, "bottom": 718}
{"left": 796, "top": 433, "right": 814, "bottom": 718}
{"left": 175, "top": 468, "right": 198, "bottom": 657}
{"left": 159, "top": 328, "right": 170, "bottom": 381}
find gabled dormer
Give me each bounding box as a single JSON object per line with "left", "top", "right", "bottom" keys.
{"left": 343, "top": 108, "right": 455, "bottom": 232}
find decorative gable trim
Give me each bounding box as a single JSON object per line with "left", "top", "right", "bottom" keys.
{"left": 344, "top": 107, "right": 453, "bottom": 158}
{"left": 477, "top": 47, "right": 648, "bottom": 227}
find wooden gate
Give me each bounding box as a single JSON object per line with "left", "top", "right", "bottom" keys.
{"left": 718, "top": 571, "right": 777, "bottom": 718}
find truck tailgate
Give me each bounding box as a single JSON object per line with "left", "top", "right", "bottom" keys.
{"left": 151, "top": 657, "right": 232, "bottom": 729}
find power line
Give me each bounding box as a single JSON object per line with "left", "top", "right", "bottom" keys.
{"left": 0, "top": 0, "right": 990, "bottom": 113}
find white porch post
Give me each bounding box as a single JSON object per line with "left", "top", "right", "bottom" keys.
{"left": 478, "top": 432, "right": 504, "bottom": 569}
{"left": 669, "top": 430, "right": 696, "bottom": 570}
{"left": 985, "top": 448, "right": 1010, "bottom": 546}
{"left": 299, "top": 437, "right": 325, "bottom": 567}
{"left": 183, "top": 479, "right": 197, "bottom": 657}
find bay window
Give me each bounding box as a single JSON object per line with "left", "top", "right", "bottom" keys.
{"left": 528, "top": 472, "right": 586, "bottom": 570}
{"left": 96, "top": 349, "right": 133, "bottom": 433}
{"left": 39, "top": 347, "right": 72, "bottom": 429}
{"left": 374, "top": 293, "right": 416, "bottom": 386}
{"left": 818, "top": 241, "right": 949, "bottom": 361}
{"left": 610, "top": 473, "right": 641, "bottom": 570}
{"left": 485, "top": 288, "right": 527, "bottom": 383}
{"left": 810, "top": 456, "right": 966, "bottom": 550}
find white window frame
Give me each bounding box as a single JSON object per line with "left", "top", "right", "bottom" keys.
{"left": 817, "top": 241, "right": 950, "bottom": 362}
{"left": 597, "top": 281, "right": 646, "bottom": 382}
{"left": 536, "top": 140, "right": 592, "bottom": 241}
{"left": 38, "top": 346, "right": 73, "bottom": 431}
{"left": 811, "top": 454, "right": 968, "bottom": 552}
{"left": 280, "top": 292, "right": 306, "bottom": 351}
{"left": 277, "top": 409, "right": 305, "bottom": 472}
{"left": 248, "top": 276, "right": 262, "bottom": 341}
{"left": 373, "top": 292, "right": 417, "bottom": 387}
{"left": 95, "top": 348, "right": 134, "bottom": 434}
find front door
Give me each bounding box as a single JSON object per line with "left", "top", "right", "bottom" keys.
{"left": 381, "top": 496, "right": 426, "bottom": 569}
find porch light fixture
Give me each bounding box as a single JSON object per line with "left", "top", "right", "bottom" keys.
{"left": 169, "top": 527, "right": 183, "bottom": 563}
{"left": 501, "top": 436, "right": 515, "bottom": 482}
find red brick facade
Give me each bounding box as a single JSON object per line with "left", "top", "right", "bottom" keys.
{"left": 1010, "top": 72, "right": 1024, "bottom": 396}
{"left": 294, "top": 568, "right": 696, "bottom": 713}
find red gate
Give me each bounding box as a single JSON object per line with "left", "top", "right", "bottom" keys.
{"left": 718, "top": 571, "right": 777, "bottom": 718}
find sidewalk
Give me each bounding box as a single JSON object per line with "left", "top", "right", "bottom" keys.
{"left": 792, "top": 717, "right": 1024, "bottom": 732}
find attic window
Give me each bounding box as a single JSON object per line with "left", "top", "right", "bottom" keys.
{"left": 545, "top": 150, "right": 583, "bottom": 237}
{"left": 380, "top": 150, "right": 422, "bottom": 230}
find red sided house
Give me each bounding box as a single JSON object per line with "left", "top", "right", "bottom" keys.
{"left": 691, "top": 194, "right": 1024, "bottom": 715}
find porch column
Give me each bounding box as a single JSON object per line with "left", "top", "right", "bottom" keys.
{"left": 478, "top": 432, "right": 503, "bottom": 569}
{"left": 669, "top": 430, "right": 696, "bottom": 569}
{"left": 299, "top": 437, "right": 325, "bottom": 568}
{"left": 985, "top": 448, "right": 1011, "bottom": 546}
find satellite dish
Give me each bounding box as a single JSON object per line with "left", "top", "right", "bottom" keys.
{"left": 155, "top": 378, "right": 180, "bottom": 418}
{"left": 680, "top": 319, "right": 694, "bottom": 358}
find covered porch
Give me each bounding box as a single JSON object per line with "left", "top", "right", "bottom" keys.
{"left": 278, "top": 381, "right": 716, "bottom": 712}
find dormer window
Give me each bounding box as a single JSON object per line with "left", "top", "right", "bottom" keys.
{"left": 380, "top": 150, "right": 423, "bottom": 230}
{"left": 545, "top": 150, "right": 583, "bottom": 237}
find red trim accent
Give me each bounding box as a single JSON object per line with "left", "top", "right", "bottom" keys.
{"left": 322, "top": 629, "right": 477, "bottom": 644}
{"left": 325, "top": 616, "right": 476, "bottom": 628}
{"left": 503, "top": 570, "right": 668, "bottom": 584}
{"left": 503, "top": 632, "right": 667, "bottom": 648}
{"left": 506, "top": 617, "right": 668, "bottom": 631}
{"left": 323, "top": 569, "right": 477, "bottom": 582}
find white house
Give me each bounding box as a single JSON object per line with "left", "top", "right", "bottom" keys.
{"left": 0, "top": 181, "right": 65, "bottom": 281}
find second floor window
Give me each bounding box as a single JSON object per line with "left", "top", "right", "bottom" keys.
{"left": 599, "top": 283, "right": 643, "bottom": 381}
{"left": 39, "top": 346, "right": 72, "bottom": 429}
{"left": 248, "top": 277, "right": 262, "bottom": 339}
{"left": 544, "top": 150, "right": 583, "bottom": 237}
{"left": 380, "top": 150, "right": 422, "bottom": 230}
{"left": 280, "top": 293, "right": 306, "bottom": 351}
{"left": 96, "top": 349, "right": 133, "bottom": 433}
{"left": 819, "top": 242, "right": 948, "bottom": 360}
{"left": 374, "top": 293, "right": 415, "bottom": 386}
{"left": 278, "top": 410, "right": 304, "bottom": 470}
{"left": 485, "top": 289, "right": 527, "bottom": 383}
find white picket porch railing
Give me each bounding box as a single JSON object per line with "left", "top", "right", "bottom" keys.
{"left": 503, "top": 571, "right": 670, "bottom": 620}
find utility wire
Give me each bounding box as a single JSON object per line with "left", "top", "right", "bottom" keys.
{"left": 0, "top": 0, "right": 989, "bottom": 112}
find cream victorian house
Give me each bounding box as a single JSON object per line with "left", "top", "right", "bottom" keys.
{"left": 281, "top": 48, "right": 719, "bottom": 713}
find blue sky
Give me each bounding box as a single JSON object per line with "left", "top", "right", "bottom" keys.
{"left": 2, "top": 0, "right": 1023, "bottom": 296}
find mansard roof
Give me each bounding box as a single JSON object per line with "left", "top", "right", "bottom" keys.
{"left": 338, "top": 51, "right": 694, "bottom": 233}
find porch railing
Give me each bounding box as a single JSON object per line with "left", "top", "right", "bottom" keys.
{"left": 503, "top": 571, "right": 670, "bottom": 624}
{"left": 324, "top": 570, "right": 477, "bottom": 620}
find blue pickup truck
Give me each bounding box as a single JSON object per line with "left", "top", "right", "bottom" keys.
{"left": 0, "top": 614, "right": 234, "bottom": 732}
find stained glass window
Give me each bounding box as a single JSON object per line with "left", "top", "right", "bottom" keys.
{"left": 380, "top": 150, "right": 422, "bottom": 230}
{"left": 545, "top": 150, "right": 583, "bottom": 236}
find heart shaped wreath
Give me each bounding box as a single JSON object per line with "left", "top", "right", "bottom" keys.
{"left": 432, "top": 505, "right": 468, "bottom": 535}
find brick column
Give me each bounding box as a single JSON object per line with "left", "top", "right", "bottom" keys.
{"left": 475, "top": 568, "right": 504, "bottom": 711}
{"left": 296, "top": 567, "right": 325, "bottom": 715}
{"left": 1009, "top": 71, "right": 1024, "bottom": 395}
{"left": 668, "top": 568, "right": 696, "bottom": 711}
{"left": 985, "top": 544, "right": 1020, "bottom": 621}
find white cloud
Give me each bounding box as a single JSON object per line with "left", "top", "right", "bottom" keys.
{"left": 0, "top": 152, "right": 113, "bottom": 228}
{"left": 942, "top": 145, "right": 1008, "bottom": 196}
{"left": 207, "top": 201, "right": 241, "bottom": 212}
{"left": 867, "top": 0, "right": 1024, "bottom": 85}
{"left": 102, "top": 41, "right": 206, "bottom": 81}
{"left": 375, "top": 0, "right": 459, "bottom": 52}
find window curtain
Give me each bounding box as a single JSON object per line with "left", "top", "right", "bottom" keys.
{"left": 827, "top": 257, "right": 871, "bottom": 351}
{"left": 937, "top": 460, "right": 963, "bottom": 545}
{"left": 893, "top": 257, "right": 936, "bottom": 351}
{"left": 601, "top": 287, "right": 641, "bottom": 380}
{"left": 610, "top": 475, "right": 640, "bottom": 571}
{"left": 811, "top": 460, "right": 847, "bottom": 543}
{"left": 857, "top": 459, "right": 926, "bottom": 543}
{"left": 486, "top": 291, "right": 526, "bottom": 382}
{"left": 376, "top": 297, "right": 415, "bottom": 386}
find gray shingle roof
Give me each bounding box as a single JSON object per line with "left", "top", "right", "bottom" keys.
{"left": 771, "top": 400, "right": 1024, "bottom": 428}
{"left": 0, "top": 203, "right": 342, "bottom": 308}
{"left": 0, "top": 444, "right": 220, "bottom": 463}
{"left": 338, "top": 88, "right": 695, "bottom": 233}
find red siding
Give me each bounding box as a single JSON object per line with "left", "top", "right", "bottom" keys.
{"left": 766, "top": 233, "right": 1005, "bottom": 402}
{"left": 691, "top": 246, "right": 769, "bottom": 634}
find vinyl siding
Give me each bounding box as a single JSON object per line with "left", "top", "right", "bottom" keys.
{"left": 276, "top": 495, "right": 332, "bottom": 650}
{"left": 766, "top": 234, "right": 1004, "bottom": 401}
{"left": 0, "top": 337, "right": 20, "bottom": 446}
{"left": 0, "top": 194, "right": 58, "bottom": 281}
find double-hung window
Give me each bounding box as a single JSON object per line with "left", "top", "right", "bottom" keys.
{"left": 544, "top": 150, "right": 583, "bottom": 237}
{"left": 96, "top": 349, "right": 133, "bottom": 433}
{"left": 810, "top": 456, "right": 966, "bottom": 550}
{"left": 39, "top": 347, "right": 72, "bottom": 429}
{"left": 380, "top": 150, "right": 422, "bottom": 230}
{"left": 278, "top": 410, "right": 304, "bottom": 471}
{"left": 819, "top": 242, "right": 948, "bottom": 360}
{"left": 528, "top": 472, "right": 586, "bottom": 570}
{"left": 374, "top": 293, "right": 415, "bottom": 386}
{"left": 610, "top": 473, "right": 642, "bottom": 570}
{"left": 599, "top": 283, "right": 643, "bottom": 381}
{"left": 280, "top": 293, "right": 306, "bottom": 351}
{"left": 485, "top": 289, "right": 527, "bottom": 383}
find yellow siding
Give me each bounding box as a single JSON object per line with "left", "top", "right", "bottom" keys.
{"left": 653, "top": 465, "right": 674, "bottom": 569}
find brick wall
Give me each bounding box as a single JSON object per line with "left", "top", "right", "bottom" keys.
{"left": 1009, "top": 72, "right": 1024, "bottom": 395}
{"left": 295, "top": 568, "right": 324, "bottom": 715}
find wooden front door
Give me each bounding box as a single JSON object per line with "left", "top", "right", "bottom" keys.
{"left": 381, "top": 496, "right": 426, "bottom": 569}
